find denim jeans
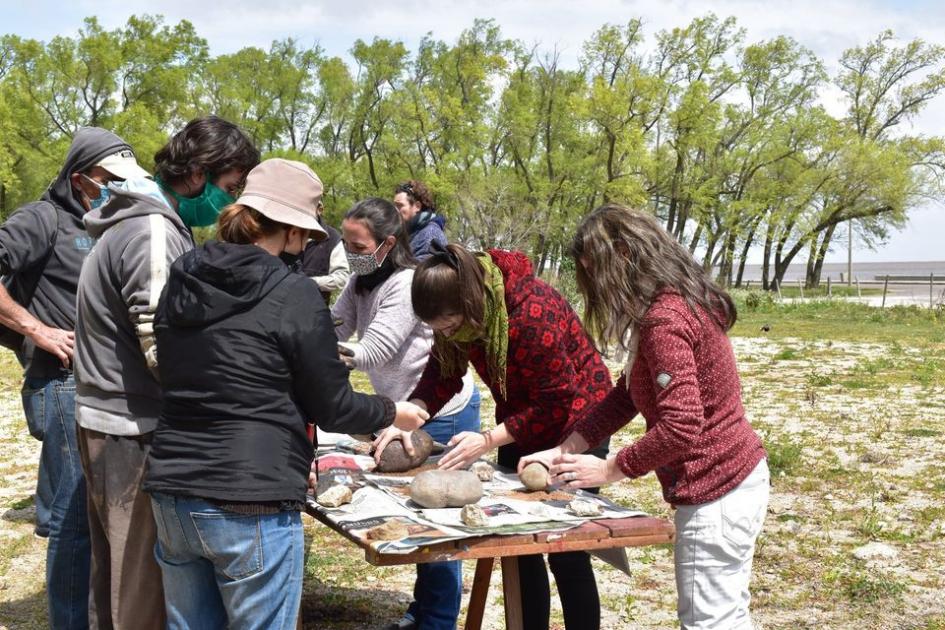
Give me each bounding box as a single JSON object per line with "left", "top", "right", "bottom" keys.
{"left": 404, "top": 387, "right": 481, "bottom": 630}
{"left": 150, "top": 492, "right": 304, "bottom": 630}
{"left": 22, "top": 373, "right": 90, "bottom": 630}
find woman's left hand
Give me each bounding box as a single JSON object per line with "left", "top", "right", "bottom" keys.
{"left": 549, "top": 454, "right": 626, "bottom": 489}
{"left": 438, "top": 431, "right": 490, "bottom": 470}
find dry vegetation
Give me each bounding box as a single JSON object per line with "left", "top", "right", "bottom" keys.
{"left": 0, "top": 299, "right": 943, "bottom": 629}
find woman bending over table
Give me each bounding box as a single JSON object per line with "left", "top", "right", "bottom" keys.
{"left": 377, "top": 241, "right": 613, "bottom": 630}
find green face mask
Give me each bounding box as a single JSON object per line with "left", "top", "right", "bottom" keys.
{"left": 446, "top": 322, "right": 480, "bottom": 343}
{"left": 159, "top": 176, "right": 235, "bottom": 228}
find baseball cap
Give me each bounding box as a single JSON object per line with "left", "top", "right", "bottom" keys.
{"left": 235, "top": 159, "right": 327, "bottom": 240}
{"left": 96, "top": 149, "right": 151, "bottom": 180}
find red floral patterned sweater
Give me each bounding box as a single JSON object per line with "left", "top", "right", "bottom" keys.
{"left": 572, "top": 292, "right": 766, "bottom": 506}
{"left": 409, "top": 249, "right": 613, "bottom": 454}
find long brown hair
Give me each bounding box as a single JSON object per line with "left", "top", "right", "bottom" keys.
{"left": 412, "top": 243, "right": 485, "bottom": 330}
{"left": 570, "top": 204, "right": 737, "bottom": 352}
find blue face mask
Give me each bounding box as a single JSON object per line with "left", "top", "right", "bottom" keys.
{"left": 83, "top": 175, "right": 111, "bottom": 210}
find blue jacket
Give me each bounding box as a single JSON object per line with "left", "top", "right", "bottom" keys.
{"left": 408, "top": 212, "right": 447, "bottom": 261}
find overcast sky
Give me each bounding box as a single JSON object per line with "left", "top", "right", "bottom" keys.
{"left": 2, "top": 0, "right": 943, "bottom": 262}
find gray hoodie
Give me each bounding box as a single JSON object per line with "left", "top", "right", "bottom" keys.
{"left": 74, "top": 183, "right": 194, "bottom": 435}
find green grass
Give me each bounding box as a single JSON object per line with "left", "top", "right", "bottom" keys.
{"left": 733, "top": 294, "right": 945, "bottom": 346}
{"left": 763, "top": 434, "right": 804, "bottom": 477}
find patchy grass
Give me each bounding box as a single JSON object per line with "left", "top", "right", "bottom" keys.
{"left": 0, "top": 298, "right": 944, "bottom": 629}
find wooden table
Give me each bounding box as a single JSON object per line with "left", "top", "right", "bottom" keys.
{"left": 304, "top": 506, "right": 674, "bottom": 630}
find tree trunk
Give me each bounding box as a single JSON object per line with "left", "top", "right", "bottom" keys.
{"left": 810, "top": 223, "right": 837, "bottom": 289}
{"left": 805, "top": 240, "right": 818, "bottom": 289}
{"left": 735, "top": 222, "right": 759, "bottom": 288}
{"left": 761, "top": 221, "right": 775, "bottom": 291}
{"left": 536, "top": 232, "right": 549, "bottom": 276}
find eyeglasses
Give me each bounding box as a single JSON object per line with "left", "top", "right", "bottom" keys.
{"left": 396, "top": 183, "right": 414, "bottom": 195}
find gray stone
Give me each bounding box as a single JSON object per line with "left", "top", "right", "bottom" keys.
{"left": 568, "top": 499, "right": 602, "bottom": 517}
{"left": 410, "top": 470, "right": 483, "bottom": 508}
{"left": 470, "top": 461, "right": 495, "bottom": 482}
{"left": 852, "top": 542, "right": 898, "bottom": 562}
{"left": 316, "top": 484, "right": 352, "bottom": 508}
{"left": 460, "top": 504, "right": 488, "bottom": 527}
{"left": 520, "top": 462, "right": 550, "bottom": 491}
{"left": 366, "top": 520, "right": 409, "bottom": 541}
{"left": 376, "top": 430, "right": 434, "bottom": 472}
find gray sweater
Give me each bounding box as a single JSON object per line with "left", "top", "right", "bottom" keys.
{"left": 331, "top": 268, "right": 473, "bottom": 418}
{"left": 74, "top": 180, "right": 194, "bottom": 435}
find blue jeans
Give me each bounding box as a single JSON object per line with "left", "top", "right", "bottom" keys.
{"left": 22, "top": 373, "right": 90, "bottom": 630}
{"left": 405, "top": 387, "right": 481, "bottom": 630}
{"left": 150, "top": 492, "right": 304, "bottom": 630}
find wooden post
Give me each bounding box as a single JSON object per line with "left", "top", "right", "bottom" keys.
{"left": 855, "top": 276, "right": 861, "bottom": 298}
{"left": 775, "top": 279, "right": 783, "bottom": 301}
{"left": 882, "top": 275, "right": 889, "bottom": 308}
{"left": 745, "top": 280, "right": 751, "bottom": 290}
{"left": 932, "top": 273, "right": 935, "bottom": 309}
{"left": 797, "top": 278, "right": 804, "bottom": 299}
{"left": 827, "top": 276, "right": 832, "bottom": 298}
{"left": 465, "top": 558, "right": 495, "bottom": 630}
{"left": 501, "top": 557, "right": 524, "bottom": 630}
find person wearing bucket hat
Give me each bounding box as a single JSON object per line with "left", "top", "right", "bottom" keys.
{"left": 73, "top": 115, "right": 259, "bottom": 630}
{"left": 143, "top": 159, "right": 430, "bottom": 630}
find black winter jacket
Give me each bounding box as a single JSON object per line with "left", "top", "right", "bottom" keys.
{"left": 144, "top": 241, "right": 394, "bottom": 504}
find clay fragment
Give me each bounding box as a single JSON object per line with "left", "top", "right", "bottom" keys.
{"left": 568, "top": 499, "right": 602, "bottom": 517}
{"left": 470, "top": 461, "right": 495, "bottom": 482}
{"left": 376, "top": 430, "right": 434, "bottom": 472}
{"left": 409, "top": 470, "right": 484, "bottom": 508}
{"left": 460, "top": 504, "right": 488, "bottom": 527}
{"left": 520, "top": 462, "right": 550, "bottom": 491}
{"left": 365, "top": 520, "right": 409, "bottom": 540}
{"left": 316, "top": 485, "right": 352, "bottom": 508}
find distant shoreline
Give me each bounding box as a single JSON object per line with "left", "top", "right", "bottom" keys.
{"left": 738, "top": 261, "right": 945, "bottom": 283}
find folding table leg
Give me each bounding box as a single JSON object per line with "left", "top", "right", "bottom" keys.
{"left": 500, "top": 556, "right": 524, "bottom": 630}
{"left": 464, "top": 557, "right": 495, "bottom": 630}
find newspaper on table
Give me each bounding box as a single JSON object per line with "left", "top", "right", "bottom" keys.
{"left": 309, "top": 450, "right": 647, "bottom": 557}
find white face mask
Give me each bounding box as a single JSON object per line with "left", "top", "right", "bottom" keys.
{"left": 346, "top": 241, "right": 388, "bottom": 275}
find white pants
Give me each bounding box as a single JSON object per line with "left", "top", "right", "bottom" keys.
{"left": 674, "top": 459, "right": 770, "bottom": 630}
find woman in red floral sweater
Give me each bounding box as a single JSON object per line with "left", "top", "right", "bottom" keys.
{"left": 377, "top": 241, "right": 612, "bottom": 630}
{"left": 522, "top": 205, "right": 769, "bottom": 630}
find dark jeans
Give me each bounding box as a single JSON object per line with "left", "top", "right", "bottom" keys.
{"left": 405, "top": 387, "right": 482, "bottom": 630}
{"left": 497, "top": 438, "right": 610, "bottom": 630}
{"left": 22, "top": 373, "right": 90, "bottom": 630}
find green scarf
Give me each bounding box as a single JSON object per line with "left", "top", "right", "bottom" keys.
{"left": 434, "top": 253, "right": 509, "bottom": 398}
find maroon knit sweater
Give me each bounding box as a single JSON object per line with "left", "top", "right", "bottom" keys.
{"left": 572, "top": 292, "right": 766, "bottom": 506}
{"left": 409, "top": 249, "right": 613, "bottom": 454}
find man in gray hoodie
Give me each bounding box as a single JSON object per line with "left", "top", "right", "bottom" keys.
{"left": 0, "top": 128, "right": 148, "bottom": 630}
{"left": 74, "top": 115, "right": 259, "bottom": 630}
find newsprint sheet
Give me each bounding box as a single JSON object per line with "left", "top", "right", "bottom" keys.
{"left": 307, "top": 447, "right": 647, "bottom": 559}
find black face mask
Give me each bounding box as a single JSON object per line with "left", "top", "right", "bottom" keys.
{"left": 279, "top": 252, "right": 303, "bottom": 272}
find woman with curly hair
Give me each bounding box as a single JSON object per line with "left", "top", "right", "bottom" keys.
{"left": 393, "top": 180, "right": 447, "bottom": 261}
